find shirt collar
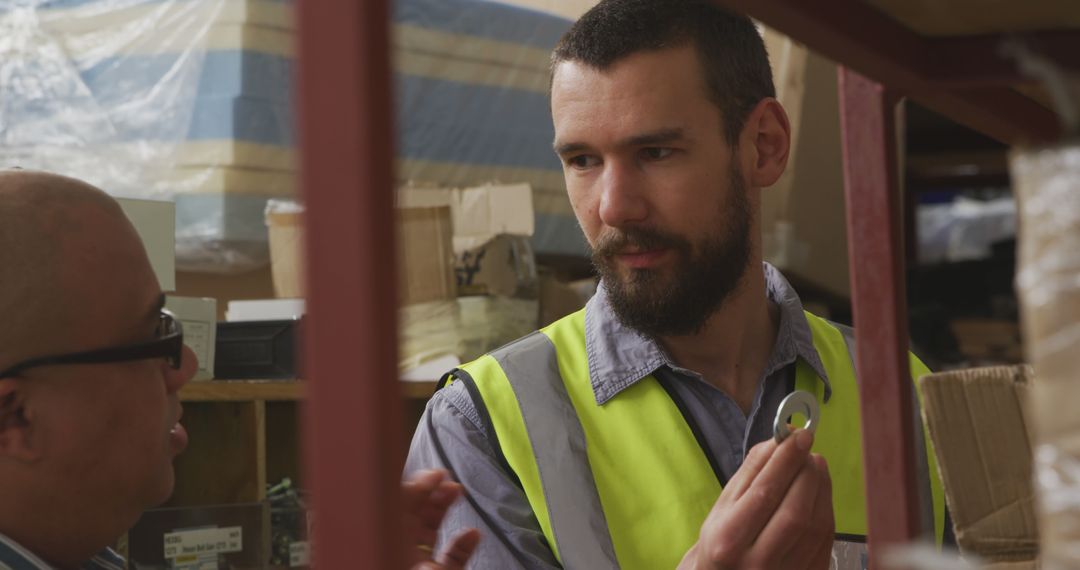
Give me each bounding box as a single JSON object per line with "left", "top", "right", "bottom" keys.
{"left": 585, "top": 262, "right": 831, "bottom": 405}
{"left": 0, "top": 532, "right": 125, "bottom": 570}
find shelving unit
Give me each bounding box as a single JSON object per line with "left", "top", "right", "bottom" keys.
{"left": 296, "top": 0, "right": 1077, "bottom": 567}
{"left": 169, "top": 380, "right": 437, "bottom": 508}
{"left": 180, "top": 380, "right": 306, "bottom": 402}
{"left": 713, "top": 0, "right": 1073, "bottom": 562}
{"left": 169, "top": 382, "right": 304, "bottom": 508}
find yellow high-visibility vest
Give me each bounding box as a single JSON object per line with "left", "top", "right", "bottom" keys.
{"left": 447, "top": 309, "right": 945, "bottom": 569}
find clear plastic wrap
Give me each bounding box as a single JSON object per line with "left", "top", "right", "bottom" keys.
{"left": 1012, "top": 142, "right": 1080, "bottom": 570}
{"left": 917, "top": 195, "right": 1017, "bottom": 265}
{"left": 0, "top": 0, "right": 295, "bottom": 273}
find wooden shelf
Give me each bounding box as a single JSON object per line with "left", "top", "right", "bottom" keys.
{"left": 181, "top": 380, "right": 305, "bottom": 402}
{"left": 180, "top": 379, "right": 438, "bottom": 402}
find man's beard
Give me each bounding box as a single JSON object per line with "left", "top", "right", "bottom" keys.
{"left": 591, "top": 166, "right": 752, "bottom": 339}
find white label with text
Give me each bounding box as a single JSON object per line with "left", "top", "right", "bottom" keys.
{"left": 163, "top": 526, "right": 243, "bottom": 559}
{"left": 290, "top": 541, "right": 311, "bottom": 566}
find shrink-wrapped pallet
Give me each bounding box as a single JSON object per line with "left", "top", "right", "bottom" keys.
{"left": 1012, "top": 141, "right": 1080, "bottom": 570}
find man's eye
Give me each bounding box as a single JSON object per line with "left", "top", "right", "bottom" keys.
{"left": 567, "top": 155, "right": 600, "bottom": 169}
{"left": 641, "top": 147, "right": 673, "bottom": 160}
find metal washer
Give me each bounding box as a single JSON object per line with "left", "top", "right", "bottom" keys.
{"left": 773, "top": 390, "right": 820, "bottom": 443}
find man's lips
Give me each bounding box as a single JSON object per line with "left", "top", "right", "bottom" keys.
{"left": 170, "top": 422, "right": 188, "bottom": 454}
{"left": 169, "top": 405, "right": 188, "bottom": 454}
{"left": 615, "top": 248, "right": 670, "bottom": 269}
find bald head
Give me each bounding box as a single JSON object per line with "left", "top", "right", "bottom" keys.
{"left": 0, "top": 170, "right": 146, "bottom": 364}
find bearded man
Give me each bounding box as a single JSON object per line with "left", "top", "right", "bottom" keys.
{"left": 405, "top": 1, "right": 944, "bottom": 568}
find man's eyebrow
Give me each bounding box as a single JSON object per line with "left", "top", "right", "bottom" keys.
{"left": 553, "top": 128, "right": 687, "bottom": 156}
{"left": 621, "top": 128, "right": 685, "bottom": 147}
{"left": 553, "top": 141, "right": 589, "bottom": 156}
{"left": 151, "top": 293, "right": 166, "bottom": 317}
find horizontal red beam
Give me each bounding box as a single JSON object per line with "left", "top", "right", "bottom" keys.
{"left": 927, "top": 31, "right": 1080, "bottom": 87}
{"left": 711, "top": 0, "right": 1062, "bottom": 144}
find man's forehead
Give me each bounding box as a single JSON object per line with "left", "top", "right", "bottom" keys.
{"left": 551, "top": 57, "right": 717, "bottom": 149}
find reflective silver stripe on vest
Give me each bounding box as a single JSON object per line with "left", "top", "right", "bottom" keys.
{"left": 833, "top": 322, "right": 936, "bottom": 538}
{"left": 491, "top": 332, "right": 621, "bottom": 569}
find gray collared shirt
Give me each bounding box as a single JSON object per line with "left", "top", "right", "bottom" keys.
{"left": 0, "top": 531, "right": 124, "bottom": 570}
{"left": 405, "top": 263, "right": 832, "bottom": 569}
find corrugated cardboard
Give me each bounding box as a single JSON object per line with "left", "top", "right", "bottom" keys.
{"left": 760, "top": 30, "right": 851, "bottom": 296}
{"left": 455, "top": 234, "right": 537, "bottom": 297}
{"left": 265, "top": 202, "right": 457, "bottom": 306}
{"left": 397, "top": 182, "right": 534, "bottom": 239}
{"left": 398, "top": 206, "right": 457, "bottom": 305}
{"left": 400, "top": 183, "right": 537, "bottom": 298}
{"left": 453, "top": 183, "right": 534, "bottom": 238}
{"left": 919, "top": 366, "right": 1039, "bottom": 564}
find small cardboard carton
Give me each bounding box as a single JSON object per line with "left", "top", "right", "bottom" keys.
{"left": 265, "top": 200, "right": 457, "bottom": 306}
{"left": 397, "top": 206, "right": 457, "bottom": 305}
{"left": 399, "top": 182, "right": 538, "bottom": 298}
{"left": 919, "top": 366, "right": 1039, "bottom": 568}
{"left": 266, "top": 204, "right": 302, "bottom": 298}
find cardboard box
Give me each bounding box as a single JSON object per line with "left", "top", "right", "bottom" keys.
{"left": 759, "top": 30, "right": 851, "bottom": 297}
{"left": 950, "top": 318, "right": 1024, "bottom": 363}
{"left": 453, "top": 183, "right": 534, "bottom": 238}
{"left": 399, "top": 206, "right": 457, "bottom": 305}
{"left": 400, "top": 183, "right": 537, "bottom": 299}
{"left": 539, "top": 273, "right": 597, "bottom": 327}
{"left": 919, "top": 366, "right": 1039, "bottom": 566}
{"left": 267, "top": 208, "right": 302, "bottom": 298}
{"left": 455, "top": 234, "right": 537, "bottom": 297}
{"left": 265, "top": 201, "right": 458, "bottom": 306}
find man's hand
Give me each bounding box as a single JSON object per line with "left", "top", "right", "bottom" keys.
{"left": 403, "top": 469, "right": 481, "bottom": 570}
{"left": 679, "top": 429, "right": 835, "bottom": 569}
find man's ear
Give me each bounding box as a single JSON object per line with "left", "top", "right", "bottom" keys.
{"left": 740, "top": 97, "right": 791, "bottom": 189}
{"left": 0, "top": 379, "right": 39, "bottom": 463}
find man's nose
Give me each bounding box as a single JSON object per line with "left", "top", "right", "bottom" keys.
{"left": 597, "top": 161, "right": 649, "bottom": 229}
{"left": 165, "top": 344, "right": 199, "bottom": 392}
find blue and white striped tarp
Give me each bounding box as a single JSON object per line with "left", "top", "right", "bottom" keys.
{"left": 1, "top": 0, "right": 585, "bottom": 269}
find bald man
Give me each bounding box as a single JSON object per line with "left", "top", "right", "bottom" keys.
{"left": 0, "top": 170, "right": 477, "bottom": 569}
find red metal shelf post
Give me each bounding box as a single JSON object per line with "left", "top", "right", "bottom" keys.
{"left": 838, "top": 67, "right": 923, "bottom": 565}
{"left": 296, "top": 0, "right": 403, "bottom": 567}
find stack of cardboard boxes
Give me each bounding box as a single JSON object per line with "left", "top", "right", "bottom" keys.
{"left": 267, "top": 182, "right": 545, "bottom": 377}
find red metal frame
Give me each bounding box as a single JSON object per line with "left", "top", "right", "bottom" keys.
{"left": 296, "top": 0, "right": 402, "bottom": 568}
{"left": 712, "top": 0, "right": 1062, "bottom": 144}
{"left": 838, "top": 69, "right": 923, "bottom": 560}
{"left": 706, "top": 0, "right": 1066, "bottom": 564}
{"left": 928, "top": 31, "right": 1080, "bottom": 87}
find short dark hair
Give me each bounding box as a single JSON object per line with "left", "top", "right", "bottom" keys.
{"left": 552, "top": 0, "right": 775, "bottom": 145}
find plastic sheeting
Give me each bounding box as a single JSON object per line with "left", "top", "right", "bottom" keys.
{"left": 0, "top": 0, "right": 293, "bottom": 273}
{"left": 1, "top": 0, "right": 582, "bottom": 273}
{"left": 917, "top": 196, "right": 1017, "bottom": 265}
{"left": 394, "top": 0, "right": 582, "bottom": 257}
{"left": 1012, "top": 142, "right": 1080, "bottom": 570}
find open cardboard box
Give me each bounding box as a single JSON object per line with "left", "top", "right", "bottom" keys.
{"left": 919, "top": 366, "right": 1039, "bottom": 569}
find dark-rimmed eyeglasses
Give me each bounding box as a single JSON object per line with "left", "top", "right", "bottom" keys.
{"left": 0, "top": 310, "right": 185, "bottom": 379}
